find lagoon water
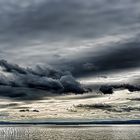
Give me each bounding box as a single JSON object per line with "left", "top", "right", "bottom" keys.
{"left": 0, "top": 125, "right": 139, "bottom": 140}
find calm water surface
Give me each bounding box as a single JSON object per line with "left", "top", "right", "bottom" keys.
{"left": 0, "top": 125, "right": 139, "bottom": 140}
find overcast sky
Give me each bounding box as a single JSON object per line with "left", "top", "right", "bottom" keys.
{"left": 0, "top": 0, "right": 140, "bottom": 77}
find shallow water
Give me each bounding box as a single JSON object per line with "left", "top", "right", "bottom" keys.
{"left": 0, "top": 125, "right": 139, "bottom": 140}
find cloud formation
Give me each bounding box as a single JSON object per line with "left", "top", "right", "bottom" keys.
{"left": 0, "top": 60, "right": 87, "bottom": 100}
{"left": 0, "top": 0, "right": 140, "bottom": 85}
{"left": 99, "top": 84, "right": 140, "bottom": 94}
{"left": 70, "top": 39, "right": 140, "bottom": 77}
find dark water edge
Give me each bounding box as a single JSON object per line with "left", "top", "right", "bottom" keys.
{"left": 0, "top": 119, "right": 140, "bottom": 125}
{"left": 0, "top": 125, "right": 139, "bottom": 140}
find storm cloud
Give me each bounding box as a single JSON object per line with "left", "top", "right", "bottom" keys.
{"left": 69, "top": 39, "right": 140, "bottom": 77}
{"left": 0, "top": 0, "right": 139, "bottom": 88}
{"left": 0, "top": 60, "right": 87, "bottom": 100}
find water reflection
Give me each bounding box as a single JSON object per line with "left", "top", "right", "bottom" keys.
{"left": 0, "top": 125, "right": 139, "bottom": 140}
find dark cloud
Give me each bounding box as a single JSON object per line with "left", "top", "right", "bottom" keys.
{"left": 65, "top": 39, "right": 140, "bottom": 77}
{"left": 60, "top": 75, "right": 85, "bottom": 93}
{"left": 99, "top": 84, "right": 140, "bottom": 94}
{"left": 0, "top": 0, "right": 139, "bottom": 38}
{"left": 95, "top": 44, "right": 140, "bottom": 72}
{"left": 0, "top": 60, "right": 87, "bottom": 100}
{"left": 83, "top": 63, "right": 98, "bottom": 71}
{"left": 0, "top": 0, "right": 140, "bottom": 83}
{"left": 0, "top": 60, "right": 27, "bottom": 74}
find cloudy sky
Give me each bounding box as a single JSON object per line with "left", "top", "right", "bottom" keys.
{"left": 0, "top": 0, "right": 140, "bottom": 78}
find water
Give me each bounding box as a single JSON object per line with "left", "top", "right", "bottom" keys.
{"left": 0, "top": 125, "right": 139, "bottom": 140}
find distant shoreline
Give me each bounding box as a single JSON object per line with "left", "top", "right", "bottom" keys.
{"left": 0, "top": 120, "right": 140, "bottom": 125}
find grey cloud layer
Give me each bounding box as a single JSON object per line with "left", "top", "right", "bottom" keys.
{"left": 69, "top": 39, "right": 140, "bottom": 77}
{"left": 0, "top": 0, "right": 140, "bottom": 77}
{"left": 1, "top": 0, "right": 140, "bottom": 38}
{"left": 0, "top": 60, "right": 87, "bottom": 100}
